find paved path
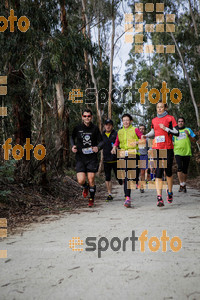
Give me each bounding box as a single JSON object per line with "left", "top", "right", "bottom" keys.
{"left": 0, "top": 185, "right": 200, "bottom": 300}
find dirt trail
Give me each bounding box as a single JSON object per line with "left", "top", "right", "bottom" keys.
{"left": 0, "top": 184, "right": 200, "bottom": 300}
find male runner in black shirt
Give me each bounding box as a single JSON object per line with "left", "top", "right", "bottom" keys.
{"left": 102, "top": 119, "right": 122, "bottom": 202}
{"left": 71, "top": 109, "right": 104, "bottom": 207}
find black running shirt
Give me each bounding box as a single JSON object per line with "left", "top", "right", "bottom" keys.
{"left": 71, "top": 122, "right": 104, "bottom": 159}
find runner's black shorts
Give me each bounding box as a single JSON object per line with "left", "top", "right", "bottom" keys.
{"left": 104, "top": 162, "right": 117, "bottom": 181}
{"left": 175, "top": 155, "right": 190, "bottom": 174}
{"left": 155, "top": 149, "right": 174, "bottom": 178}
{"left": 76, "top": 157, "right": 99, "bottom": 173}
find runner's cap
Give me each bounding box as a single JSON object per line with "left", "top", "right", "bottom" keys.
{"left": 105, "top": 119, "right": 113, "bottom": 125}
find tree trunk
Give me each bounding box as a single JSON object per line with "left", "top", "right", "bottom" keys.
{"left": 188, "top": 0, "right": 198, "bottom": 36}
{"left": 5, "top": 0, "right": 8, "bottom": 9}
{"left": 88, "top": 52, "right": 102, "bottom": 132}
{"left": 55, "top": 83, "right": 65, "bottom": 118}
{"left": 39, "top": 83, "right": 47, "bottom": 184}
{"left": 97, "top": 6, "right": 105, "bottom": 175}
{"left": 98, "top": 12, "right": 102, "bottom": 70}
{"left": 9, "top": 0, "right": 31, "bottom": 145}
{"left": 108, "top": 0, "right": 115, "bottom": 119}
{"left": 58, "top": 0, "right": 70, "bottom": 166}
{"left": 197, "top": 70, "right": 200, "bottom": 82}
{"left": 81, "top": 0, "right": 102, "bottom": 132}
{"left": 188, "top": 0, "right": 200, "bottom": 56}
{"left": 82, "top": 0, "right": 89, "bottom": 73}
{"left": 10, "top": 70, "right": 31, "bottom": 145}
{"left": 9, "top": 0, "right": 32, "bottom": 181}
{"left": 81, "top": 0, "right": 103, "bottom": 175}
{"left": 171, "top": 32, "right": 200, "bottom": 127}
{"left": 62, "top": 110, "right": 70, "bottom": 163}
{"left": 9, "top": 69, "right": 32, "bottom": 181}
{"left": 60, "top": 0, "right": 68, "bottom": 34}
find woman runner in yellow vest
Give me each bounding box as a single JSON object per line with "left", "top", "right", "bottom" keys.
{"left": 111, "top": 114, "right": 142, "bottom": 207}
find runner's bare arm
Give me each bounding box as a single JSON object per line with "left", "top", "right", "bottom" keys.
{"left": 185, "top": 130, "right": 197, "bottom": 142}
{"left": 111, "top": 134, "right": 119, "bottom": 154}
{"left": 111, "top": 145, "right": 117, "bottom": 155}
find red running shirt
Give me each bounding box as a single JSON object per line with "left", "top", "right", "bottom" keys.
{"left": 151, "top": 115, "right": 177, "bottom": 149}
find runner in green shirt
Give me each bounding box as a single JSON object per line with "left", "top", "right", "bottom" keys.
{"left": 173, "top": 117, "right": 197, "bottom": 192}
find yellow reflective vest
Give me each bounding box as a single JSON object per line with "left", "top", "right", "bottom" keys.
{"left": 118, "top": 125, "right": 139, "bottom": 153}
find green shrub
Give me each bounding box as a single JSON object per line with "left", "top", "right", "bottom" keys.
{"left": 0, "top": 160, "right": 15, "bottom": 200}
{"left": 0, "top": 159, "right": 15, "bottom": 183}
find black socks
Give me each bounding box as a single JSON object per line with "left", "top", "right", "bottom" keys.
{"left": 89, "top": 185, "right": 96, "bottom": 199}
{"left": 82, "top": 182, "right": 88, "bottom": 189}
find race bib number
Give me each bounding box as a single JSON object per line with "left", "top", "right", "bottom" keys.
{"left": 82, "top": 147, "right": 93, "bottom": 154}
{"left": 125, "top": 150, "right": 137, "bottom": 157}
{"left": 177, "top": 132, "right": 187, "bottom": 140}
{"left": 155, "top": 135, "right": 165, "bottom": 143}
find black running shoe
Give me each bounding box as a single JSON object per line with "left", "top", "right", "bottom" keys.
{"left": 179, "top": 185, "right": 184, "bottom": 192}
{"left": 106, "top": 195, "right": 113, "bottom": 202}
{"left": 118, "top": 179, "right": 123, "bottom": 185}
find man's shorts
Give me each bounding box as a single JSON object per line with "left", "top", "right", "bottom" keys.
{"left": 104, "top": 162, "right": 117, "bottom": 181}
{"left": 140, "top": 154, "right": 148, "bottom": 170}
{"left": 76, "top": 158, "right": 99, "bottom": 173}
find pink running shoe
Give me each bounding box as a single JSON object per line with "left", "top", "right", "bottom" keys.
{"left": 166, "top": 190, "right": 173, "bottom": 203}
{"left": 124, "top": 197, "right": 131, "bottom": 208}
{"left": 157, "top": 195, "right": 164, "bottom": 207}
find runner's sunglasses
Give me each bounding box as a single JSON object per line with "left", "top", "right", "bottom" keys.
{"left": 82, "top": 115, "right": 92, "bottom": 118}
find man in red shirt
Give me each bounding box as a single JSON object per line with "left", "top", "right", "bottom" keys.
{"left": 144, "top": 101, "right": 179, "bottom": 207}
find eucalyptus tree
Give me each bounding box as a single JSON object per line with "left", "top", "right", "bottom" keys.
{"left": 124, "top": 0, "right": 200, "bottom": 129}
